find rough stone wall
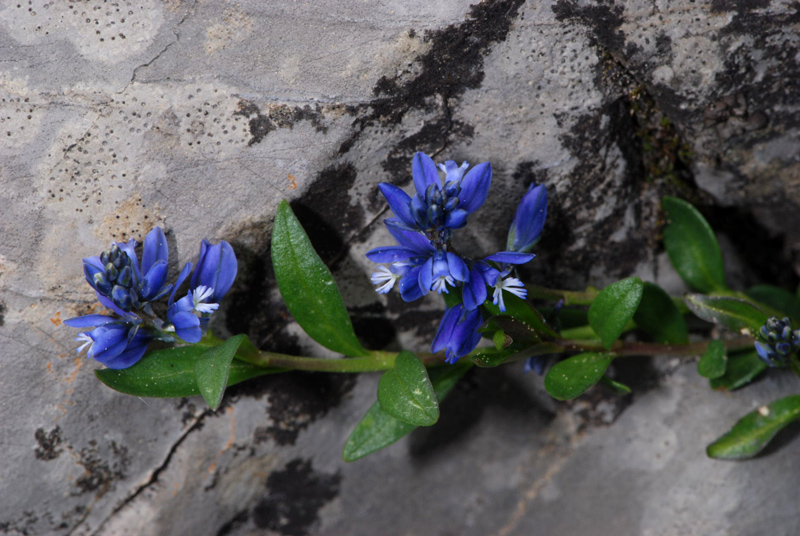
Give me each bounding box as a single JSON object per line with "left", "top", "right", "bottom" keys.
{"left": 1, "top": 1, "right": 799, "bottom": 535}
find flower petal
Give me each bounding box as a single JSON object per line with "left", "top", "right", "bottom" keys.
{"left": 63, "top": 314, "right": 118, "bottom": 328}
{"left": 431, "top": 305, "right": 462, "bottom": 353}
{"left": 366, "top": 246, "right": 417, "bottom": 263}
{"left": 462, "top": 267, "right": 488, "bottom": 311}
{"left": 102, "top": 332, "right": 151, "bottom": 369}
{"left": 142, "top": 227, "right": 168, "bottom": 277}
{"left": 484, "top": 251, "right": 536, "bottom": 265}
{"left": 458, "top": 162, "right": 492, "bottom": 214}
{"left": 412, "top": 152, "right": 441, "bottom": 195}
{"left": 378, "top": 183, "right": 416, "bottom": 228}
{"left": 171, "top": 310, "right": 202, "bottom": 343}
{"left": 508, "top": 184, "right": 547, "bottom": 253}
{"left": 385, "top": 221, "right": 436, "bottom": 254}
{"left": 418, "top": 256, "right": 434, "bottom": 294}
{"left": 446, "top": 252, "right": 469, "bottom": 281}
{"left": 140, "top": 260, "right": 169, "bottom": 301}
{"left": 169, "top": 262, "right": 193, "bottom": 306}
{"left": 444, "top": 208, "right": 468, "bottom": 229}
{"left": 398, "top": 265, "right": 424, "bottom": 302}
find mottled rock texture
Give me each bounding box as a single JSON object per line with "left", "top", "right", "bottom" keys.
{"left": 1, "top": 0, "right": 799, "bottom": 535}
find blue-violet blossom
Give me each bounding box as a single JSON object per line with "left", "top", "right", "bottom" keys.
{"left": 367, "top": 153, "right": 548, "bottom": 364}
{"left": 66, "top": 228, "right": 238, "bottom": 369}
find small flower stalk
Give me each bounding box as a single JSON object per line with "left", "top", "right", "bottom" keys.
{"left": 367, "top": 151, "right": 548, "bottom": 363}
{"left": 65, "top": 229, "right": 238, "bottom": 369}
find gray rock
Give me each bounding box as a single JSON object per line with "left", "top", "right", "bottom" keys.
{"left": 2, "top": 0, "right": 799, "bottom": 535}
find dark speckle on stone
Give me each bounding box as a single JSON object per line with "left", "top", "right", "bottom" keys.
{"left": 234, "top": 100, "right": 326, "bottom": 146}
{"left": 252, "top": 458, "right": 341, "bottom": 536}
{"left": 73, "top": 440, "right": 130, "bottom": 495}
{"left": 252, "top": 373, "right": 357, "bottom": 446}
{"left": 34, "top": 426, "right": 63, "bottom": 461}
{"left": 552, "top": 1, "right": 626, "bottom": 51}
{"left": 710, "top": 0, "right": 770, "bottom": 13}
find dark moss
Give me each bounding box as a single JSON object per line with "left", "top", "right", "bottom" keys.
{"left": 252, "top": 459, "right": 341, "bottom": 536}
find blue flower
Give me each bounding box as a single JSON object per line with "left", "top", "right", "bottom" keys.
{"left": 64, "top": 314, "right": 151, "bottom": 369}
{"left": 190, "top": 239, "right": 238, "bottom": 303}
{"left": 82, "top": 227, "right": 172, "bottom": 312}
{"left": 462, "top": 251, "right": 535, "bottom": 311}
{"left": 755, "top": 316, "right": 800, "bottom": 367}
{"left": 378, "top": 152, "right": 492, "bottom": 243}
{"left": 165, "top": 239, "right": 237, "bottom": 343}
{"left": 431, "top": 304, "right": 483, "bottom": 364}
{"left": 507, "top": 184, "right": 547, "bottom": 254}
{"left": 66, "top": 229, "right": 239, "bottom": 369}
{"left": 366, "top": 223, "right": 467, "bottom": 301}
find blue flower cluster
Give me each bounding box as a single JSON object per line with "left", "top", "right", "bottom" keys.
{"left": 65, "top": 227, "right": 237, "bottom": 369}
{"left": 755, "top": 316, "right": 800, "bottom": 367}
{"left": 368, "top": 152, "right": 548, "bottom": 363}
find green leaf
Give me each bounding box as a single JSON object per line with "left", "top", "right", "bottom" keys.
{"left": 480, "top": 315, "right": 541, "bottom": 346}
{"left": 634, "top": 282, "right": 689, "bottom": 344}
{"left": 544, "top": 352, "right": 614, "bottom": 400}
{"left": 472, "top": 346, "right": 518, "bottom": 368}
{"left": 684, "top": 294, "right": 768, "bottom": 334}
{"left": 600, "top": 375, "right": 631, "bottom": 395}
{"left": 271, "top": 200, "right": 368, "bottom": 357}
{"left": 747, "top": 285, "right": 800, "bottom": 323}
{"left": 483, "top": 294, "right": 558, "bottom": 340}
{"left": 707, "top": 395, "right": 800, "bottom": 459}
{"left": 697, "top": 339, "right": 727, "bottom": 379}
{"left": 710, "top": 351, "right": 767, "bottom": 391}
{"left": 377, "top": 351, "right": 439, "bottom": 426}
{"left": 193, "top": 335, "right": 246, "bottom": 410}
{"left": 343, "top": 363, "right": 470, "bottom": 461}
{"left": 95, "top": 346, "right": 282, "bottom": 398}
{"left": 662, "top": 196, "right": 727, "bottom": 292}
{"left": 588, "top": 277, "right": 644, "bottom": 349}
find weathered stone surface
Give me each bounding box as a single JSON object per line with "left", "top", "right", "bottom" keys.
{"left": 2, "top": 0, "right": 799, "bottom": 535}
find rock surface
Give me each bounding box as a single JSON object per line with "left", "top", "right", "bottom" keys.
{"left": 1, "top": 0, "right": 799, "bottom": 535}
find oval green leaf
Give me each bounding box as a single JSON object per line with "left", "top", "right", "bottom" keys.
{"left": 662, "top": 196, "right": 727, "bottom": 293}
{"left": 544, "top": 352, "right": 614, "bottom": 400}
{"left": 634, "top": 282, "right": 689, "bottom": 344}
{"left": 483, "top": 294, "right": 559, "bottom": 340}
{"left": 684, "top": 294, "right": 768, "bottom": 334}
{"left": 707, "top": 395, "right": 800, "bottom": 459}
{"left": 480, "top": 315, "right": 541, "bottom": 346}
{"left": 194, "top": 335, "right": 246, "bottom": 410}
{"left": 271, "top": 200, "right": 368, "bottom": 357}
{"left": 377, "top": 351, "right": 439, "bottom": 426}
{"left": 588, "top": 277, "right": 644, "bottom": 349}
{"left": 709, "top": 350, "right": 767, "bottom": 391}
{"left": 343, "top": 362, "right": 470, "bottom": 461}
{"left": 697, "top": 339, "right": 727, "bottom": 379}
{"left": 95, "top": 346, "right": 282, "bottom": 398}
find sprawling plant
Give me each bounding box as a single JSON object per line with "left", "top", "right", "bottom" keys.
{"left": 65, "top": 152, "right": 800, "bottom": 461}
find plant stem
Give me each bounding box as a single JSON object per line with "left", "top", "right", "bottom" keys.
{"left": 237, "top": 349, "right": 448, "bottom": 373}
{"left": 554, "top": 335, "right": 755, "bottom": 357}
